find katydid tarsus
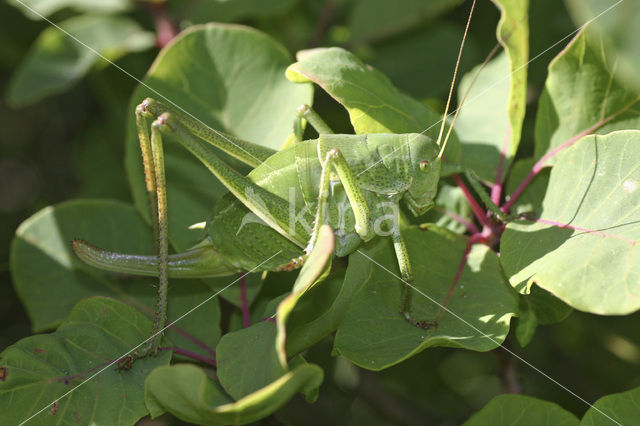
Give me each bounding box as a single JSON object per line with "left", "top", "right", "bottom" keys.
{"left": 72, "top": 0, "right": 488, "bottom": 358}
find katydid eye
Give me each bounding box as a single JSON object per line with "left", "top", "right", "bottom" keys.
{"left": 419, "top": 160, "right": 431, "bottom": 173}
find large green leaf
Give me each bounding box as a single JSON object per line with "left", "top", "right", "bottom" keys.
{"left": 0, "top": 297, "right": 171, "bottom": 425}
{"left": 126, "top": 24, "right": 312, "bottom": 251}
{"left": 145, "top": 363, "right": 323, "bottom": 425}
{"left": 347, "top": 0, "right": 463, "bottom": 43}
{"left": 10, "top": 200, "right": 221, "bottom": 355}
{"left": 9, "top": 0, "right": 130, "bottom": 19}
{"left": 454, "top": 0, "right": 528, "bottom": 182}
{"left": 285, "top": 47, "right": 461, "bottom": 161}
{"left": 534, "top": 27, "right": 640, "bottom": 163}
{"left": 334, "top": 226, "right": 518, "bottom": 370}
{"left": 7, "top": 14, "right": 154, "bottom": 107}
{"left": 216, "top": 321, "right": 287, "bottom": 400}
{"left": 565, "top": 0, "right": 640, "bottom": 92}
{"left": 463, "top": 394, "right": 579, "bottom": 426}
{"left": 581, "top": 385, "right": 640, "bottom": 425}
{"left": 501, "top": 130, "right": 640, "bottom": 314}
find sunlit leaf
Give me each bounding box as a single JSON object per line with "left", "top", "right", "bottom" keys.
{"left": 501, "top": 130, "right": 640, "bottom": 314}
{"left": 335, "top": 226, "right": 517, "bottom": 370}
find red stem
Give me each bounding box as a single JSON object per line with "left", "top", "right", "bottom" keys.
{"left": 169, "top": 324, "right": 216, "bottom": 356}
{"left": 142, "top": 1, "right": 177, "bottom": 48}
{"left": 434, "top": 234, "right": 484, "bottom": 324}
{"left": 239, "top": 273, "right": 251, "bottom": 328}
{"left": 453, "top": 174, "right": 491, "bottom": 228}
{"left": 434, "top": 206, "right": 480, "bottom": 234}
{"left": 159, "top": 346, "right": 217, "bottom": 367}
{"left": 502, "top": 102, "right": 638, "bottom": 213}
{"left": 534, "top": 218, "right": 636, "bottom": 245}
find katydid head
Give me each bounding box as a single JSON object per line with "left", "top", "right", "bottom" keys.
{"left": 404, "top": 135, "right": 441, "bottom": 216}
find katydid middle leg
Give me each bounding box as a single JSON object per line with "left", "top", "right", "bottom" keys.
{"left": 306, "top": 147, "right": 372, "bottom": 253}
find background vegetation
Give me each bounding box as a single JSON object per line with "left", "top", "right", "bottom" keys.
{"left": 1, "top": 0, "right": 639, "bottom": 424}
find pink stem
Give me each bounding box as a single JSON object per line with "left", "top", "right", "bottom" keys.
{"left": 239, "top": 274, "right": 251, "bottom": 328}
{"left": 169, "top": 324, "right": 216, "bottom": 356}
{"left": 159, "top": 346, "right": 217, "bottom": 367}
{"left": 453, "top": 174, "right": 491, "bottom": 228}
{"left": 434, "top": 207, "right": 480, "bottom": 234}
{"left": 143, "top": 1, "right": 177, "bottom": 48}
{"left": 534, "top": 218, "right": 636, "bottom": 245}
{"left": 502, "top": 105, "right": 635, "bottom": 213}
{"left": 434, "top": 234, "right": 484, "bottom": 323}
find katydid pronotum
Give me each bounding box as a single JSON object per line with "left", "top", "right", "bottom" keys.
{"left": 72, "top": 0, "right": 488, "bottom": 359}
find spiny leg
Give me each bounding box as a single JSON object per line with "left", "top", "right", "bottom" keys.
{"left": 394, "top": 225, "right": 436, "bottom": 330}
{"left": 307, "top": 148, "right": 370, "bottom": 253}
{"left": 140, "top": 98, "right": 276, "bottom": 168}
{"left": 151, "top": 110, "right": 308, "bottom": 248}
{"left": 132, "top": 108, "right": 171, "bottom": 358}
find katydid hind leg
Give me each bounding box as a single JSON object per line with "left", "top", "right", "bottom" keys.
{"left": 140, "top": 115, "right": 171, "bottom": 357}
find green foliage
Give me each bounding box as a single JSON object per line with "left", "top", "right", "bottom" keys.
{"left": 0, "top": 297, "right": 171, "bottom": 425}
{"left": 502, "top": 131, "right": 640, "bottom": 314}
{"left": 4, "top": 0, "right": 640, "bottom": 424}
{"left": 335, "top": 227, "right": 517, "bottom": 370}
{"left": 8, "top": 14, "right": 154, "bottom": 107}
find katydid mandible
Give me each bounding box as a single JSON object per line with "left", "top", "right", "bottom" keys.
{"left": 73, "top": 0, "right": 477, "bottom": 358}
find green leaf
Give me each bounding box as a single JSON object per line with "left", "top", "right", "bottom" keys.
{"left": 514, "top": 284, "right": 572, "bottom": 347}
{"left": 334, "top": 226, "right": 518, "bottom": 370}
{"left": 501, "top": 130, "right": 640, "bottom": 314}
{"left": 145, "top": 363, "right": 323, "bottom": 425}
{"left": 7, "top": 14, "right": 154, "bottom": 107}
{"left": 565, "top": 0, "right": 640, "bottom": 93}
{"left": 9, "top": 0, "right": 130, "bottom": 19}
{"left": 276, "top": 225, "right": 333, "bottom": 361}
{"left": 285, "top": 47, "right": 461, "bottom": 161}
{"left": 463, "top": 394, "right": 579, "bottom": 426}
{"left": 217, "top": 227, "right": 333, "bottom": 399}
{"left": 348, "top": 0, "right": 464, "bottom": 43}
{"left": 581, "top": 385, "right": 640, "bottom": 425}
{"left": 126, "top": 24, "right": 312, "bottom": 251}
{"left": 534, "top": 27, "right": 640, "bottom": 164}
{"left": 10, "top": 200, "right": 221, "bottom": 355}
{"left": 455, "top": 0, "right": 528, "bottom": 182}
{"left": 0, "top": 297, "right": 171, "bottom": 425}
{"left": 216, "top": 322, "right": 287, "bottom": 400}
